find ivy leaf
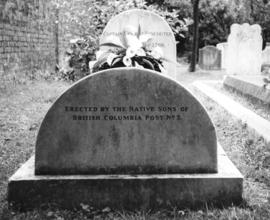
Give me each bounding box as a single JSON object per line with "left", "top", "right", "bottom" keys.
{"left": 92, "top": 56, "right": 108, "bottom": 72}
{"left": 111, "top": 56, "right": 123, "bottom": 66}
{"left": 100, "top": 42, "right": 125, "bottom": 49}
{"left": 179, "top": 33, "right": 185, "bottom": 38}
{"left": 100, "top": 36, "right": 126, "bottom": 49}
{"left": 142, "top": 58, "right": 155, "bottom": 70}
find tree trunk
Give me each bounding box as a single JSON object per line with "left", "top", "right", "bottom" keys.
{"left": 189, "top": 0, "right": 200, "bottom": 72}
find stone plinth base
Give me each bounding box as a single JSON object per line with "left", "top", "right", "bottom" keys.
{"left": 223, "top": 75, "right": 270, "bottom": 104}
{"left": 8, "top": 146, "right": 243, "bottom": 211}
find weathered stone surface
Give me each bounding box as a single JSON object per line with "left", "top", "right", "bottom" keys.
{"left": 100, "top": 9, "right": 177, "bottom": 78}
{"left": 35, "top": 68, "right": 217, "bottom": 175}
{"left": 194, "top": 79, "right": 270, "bottom": 143}
{"left": 216, "top": 42, "right": 228, "bottom": 69}
{"left": 9, "top": 145, "right": 243, "bottom": 211}
{"left": 262, "top": 46, "right": 270, "bottom": 65}
{"left": 199, "top": 46, "right": 221, "bottom": 70}
{"left": 227, "top": 23, "right": 262, "bottom": 75}
{"left": 223, "top": 75, "right": 270, "bottom": 104}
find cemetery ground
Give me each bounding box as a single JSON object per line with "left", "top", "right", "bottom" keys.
{"left": 0, "top": 67, "right": 270, "bottom": 219}
{"left": 211, "top": 82, "right": 270, "bottom": 121}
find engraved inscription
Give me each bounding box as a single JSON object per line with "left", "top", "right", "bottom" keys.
{"left": 65, "top": 106, "right": 189, "bottom": 121}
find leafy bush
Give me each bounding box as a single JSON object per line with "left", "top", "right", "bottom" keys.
{"left": 56, "top": 0, "right": 147, "bottom": 81}
{"left": 198, "top": 0, "right": 235, "bottom": 47}
{"left": 59, "top": 37, "right": 97, "bottom": 81}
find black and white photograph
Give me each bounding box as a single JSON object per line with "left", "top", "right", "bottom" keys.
{"left": 1, "top": 0, "right": 270, "bottom": 219}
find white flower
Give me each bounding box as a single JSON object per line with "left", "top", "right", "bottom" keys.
{"left": 135, "top": 61, "right": 144, "bottom": 69}
{"left": 101, "top": 35, "right": 125, "bottom": 49}
{"left": 150, "top": 46, "right": 164, "bottom": 59}
{"left": 89, "top": 61, "right": 96, "bottom": 73}
{"left": 70, "top": 38, "right": 81, "bottom": 44}
{"left": 123, "top": 56, "right": 132, "bottom": 67}
{"left": 136, "top": 48, "right": 146, "bottom": 56}
{"left": 123, "top": 25, "right": 142, "bottom": 48}
{"left": 139, "top": 34, "right": 153, "bottom": 46}
{"left": 126, "top": 47, "right": 137, "bottom": 58}
{"left": 125, "top": 35, "right": 143, "bottom": 48}
{"left": 95, "top": 50, "right": 107, "bottom": 60}
{"left": 184, "top": 18, "right": 193, "bottom": 26}
{"left": 106, "top": 53, "right": 117, "bottom": 66}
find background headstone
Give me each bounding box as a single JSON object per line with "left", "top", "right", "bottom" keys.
{"left": 198, "top": 46, "right": 221, "bottom": 70}
{"left": 262, "top": 46, "right": 270, "bottom": 65}
{"left": 100, "top": 9, "right": 177, "bottom": 79}
{"left": 216, "top": 42, "right": 228, "bottom": 69}
{"left": 35, "top": 68, "right": 217, "bottom": 175}
{"left": 227, "top": 23, "right": 262, "bottom": 75}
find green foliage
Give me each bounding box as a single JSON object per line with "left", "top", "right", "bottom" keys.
{"left": 198, "top": 0, "right": 235, "bottom": 47}
{"left": 59, "top": 37, "right": 97, "bottom": 81}
{"left": 56, "top": 0, "right": 148, "bottom": 81}
{"left": 53, "top": 0, "right": 147, "bottom": 39}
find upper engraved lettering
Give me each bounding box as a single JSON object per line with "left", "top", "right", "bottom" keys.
{"left": 65, "top": 106, "right": 98, "bottom": 112}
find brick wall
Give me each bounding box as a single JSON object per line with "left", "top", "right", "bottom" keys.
{"left": 0, "top": 0, "right": 66, "bottom": 84}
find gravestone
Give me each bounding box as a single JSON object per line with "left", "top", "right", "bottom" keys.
{"left": 8, "top": 68, "right": 243, "bottom": 210}
{"left": 198, "top": 46, "right": 221, "bottom": 70}
{"left": 227, "top": 23, "right": 262, "bottom": 75}
{"left": 262, "top": 46, "right": 270, "bottom": 65}
{"left": 35, "top": 69, "right": 217, "bottom": 175}
{"left": 99, "top": 9, "right": 177, "bottom": 79}
{"left": 216, "top": 42, "right": 228, "bottom": 69}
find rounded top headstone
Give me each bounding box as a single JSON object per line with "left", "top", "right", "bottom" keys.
{"left": 230, "top": 23, "right": 240, "bottom": 35}
{"left": 251, "top": 24, "right": 262, "bottom": 36}
{"left": 35, "top": 68, "right": 217, "bottom": 175}
{"left": 99, "top": 9, "right": 177, "bottom": 78}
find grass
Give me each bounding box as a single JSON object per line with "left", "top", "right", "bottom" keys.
{"left": 0, "top": 79, "right": 69, "bottom": 219}
{"left": 0, "top": 70, "right": 270, "bottom": 219}
{"left": 210, "top": 81, "right": 270, "bottom": 122}
{"left": 191, "top": 88, "right": 270, "bottom": 193}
